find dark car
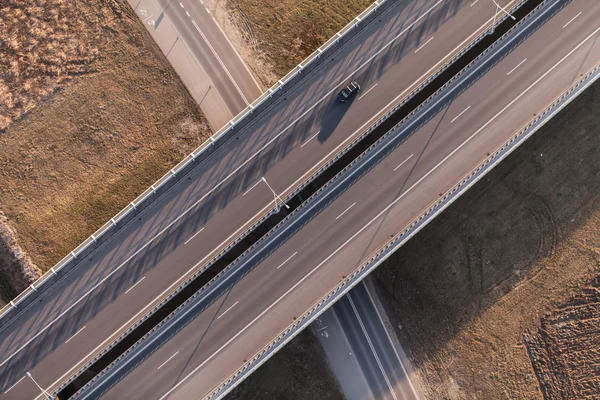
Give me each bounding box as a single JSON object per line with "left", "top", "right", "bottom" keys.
{"left": 337, "top": 81, "right": 361, "bottom": 103}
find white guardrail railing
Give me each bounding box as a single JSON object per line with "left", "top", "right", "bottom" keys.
{"left": 0, "top": 0, "right": 395, "bottom": 321}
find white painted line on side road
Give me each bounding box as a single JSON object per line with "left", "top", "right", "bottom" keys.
{"left": 414, "top": 37, "right": 434, "bottom": 53}
{"left": 158, "top": 352, "right": 179, "bottom": 370}
{"left": 4, "top": 376, "right": 25, "bottom": 394}
{"left": 277, "top": 252, "right": 298, "bottom": 270}
{"left": 6, "top": 0, "right": 517, "bottom": 383}
{"left": 217, "top": 302, "right": 239, "bottom": 319}
{"left": 300, "top": 131, "right": 321, "bottom": 148}
{"left": 243, "top": 180, "right": 262, "bottom": 196}
{"left": 125, "top": 277, "right": 146, "bottom": 294}
{"left": 65, "top": 326, "right": 87, "bottom": 344}
{"left": 180, "top": 2, "right": 184, "bottom": 8}
{"left": 563, "top": 12, "right": 582, "bottom": 29}
{"left": 470, "top": 0, "right": 480, "bottom": 6}
{"left": 191, "top": 20, "right": 249, "bottom": 105}
{"left": 336, "top": 202, "right": 356, "bottom": 220}
{"left": 450, "top": 105, "right": 471, "bottom": 123}
{"left": 358, "top": 84, "right": 378, "bottom": 100}
{"left": 184, "top": 228, "right": 205, "bottom": 245}
{"left": 348, "top": 293, "right": 398, "bottom": 400}
{"left": 186, "top": 11, "right": 190, "bottom": 17}
{"left": 160, "top": 16, "right": 589, "bottom": 400}
{"left": 362, "top": 282, "right": 420, "bottom": 399}
{"left": 393, "top": 154, "right": 414, "bottom": 171}
{"left": 507, "top": 58, "right": 527, "bottom": 75}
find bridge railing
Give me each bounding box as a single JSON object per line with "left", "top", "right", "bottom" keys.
{"left": 0, "top": 0, "right": 392, "bottom": 324}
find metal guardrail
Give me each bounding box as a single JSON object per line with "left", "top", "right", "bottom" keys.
{"left": 70, "top": 0, "right": 559, "bottom": 397}
{"left": 0, "top": 0, "right": 394, "bottom": 322}
{"left": 57, "top": 1, "right": 531, "bottom": 396}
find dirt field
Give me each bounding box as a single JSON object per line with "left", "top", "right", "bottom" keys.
{"left": 225, "top": 329, "right": 344, "bottom": 400}
{"left": 0, "top": 0, "right": 211, "bottom": 300}
{"left": 373, "top": 79, "right": 600, "bottom": 399}
{"left": 211, "top": 0, "right": 373, "bottom": 86}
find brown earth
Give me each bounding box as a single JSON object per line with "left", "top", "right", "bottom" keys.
{"left": 225, "top": 329, "right": 345, "bottom": 400}
{"left": 373, "top": 78, "right": 600, "bottom": 399}
{"left": 212, "top": 0, "right": 373, "bottom": 87}
{"left": 0, "top": 0, "right": 211, "bottom": 301}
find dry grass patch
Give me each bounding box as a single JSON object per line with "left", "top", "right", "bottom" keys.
{"left": 0, "top": 0, "right": 210, "bottom": 285}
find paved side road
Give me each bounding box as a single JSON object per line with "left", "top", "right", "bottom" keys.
{"left": 128, "top": 0, "right": 263, "bottom": 128}
{"left": 314, "top": 279, "right": 419, "bottom": 400}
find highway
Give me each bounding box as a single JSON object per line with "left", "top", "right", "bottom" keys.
{"left": 0, "top": 0, "right": 516, "bottom": 398}
{"left": 73, "top": 0, "right": 600, "bottom": 399}
{"left": 315, "top": 280, "right": 419, "bottom": 400}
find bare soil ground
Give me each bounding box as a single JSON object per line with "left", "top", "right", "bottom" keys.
{"left": 225, "top": 329, "right": 345, "bottom": 400}
{"left": 373, "top": 79, "right": 600, "bottom": 399}
{"left": 0, "top": 0, "right": 211, "bottom": 301}
{"left": 211, "top": 0, "right": 373, "bottom": 87}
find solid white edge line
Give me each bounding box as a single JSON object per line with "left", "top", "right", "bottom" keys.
{"left": 507, "top": 58, "right": 527, "bottom": 75}
{"left": 450, "top": 105, "right": 471, "bottom": 123}
{"left": 393, "top": 153, "right": 414, "bottom": 171}
{"left": 158, "top": 21, "right": 600, "bottom": 400}
{"left": 358, "top": 83, "right": 379, "bottom": 100}
{"left": 184, "top": 227, "right": 205, "bottom": 245}
{"left": 362, "top": 281, "right": 420, "bottom": 399}
{"left": 191, "top": 20, "right": 249, "bottom": 105}
{"left": 124, "top": 277, "right": 146, "bottom": 295}
{"left": 217, "top": 301, "right": 239, "bottom": 320}
{"left": 335, "top": 202, "right": 357, "bottom": 220}
{"left": 157, "top": 352, "right": 179, "bottom": 370}
{"left": 470, "top": 0, "right": 480, "bottom": 6}
{"left": 300, "top": 131, "right": 321, "bottom": 148}
{"left": 3, "top": 376, "right": 25, "bottom": 394}
{"left": 276, "top": 252, "right": 298, "bottom": 270}
{"left": 563, "top": 11, "right": 582, "bottom": 29}
{"left": 414, "top": 36, "right": 435, "bottom": 53}
{"left": 242, "top": 180, "right": 262, "bottom": 196}
{"left": 347, "top": 293, "right": 398, "bottom": 400}
{"left": 65, "top": 326, "right": 87, "bottom": 345}
{"left": 5, "top": 0, "right": 513, "bottom": 382}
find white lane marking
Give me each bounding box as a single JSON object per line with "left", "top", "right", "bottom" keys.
{"left": 6, "top": 0, "right": 511, "bottom": 377}
{"left": 191, "top": 20, "right": 249, "bottom": 105}
{"left": 414, "top": 37, "right": 434, "bottom": 53}
{"left": 362, "top": 282, "right": 420, "bottom": 399}
{"left": 348, "top": 293, "right": 398, "bottom": 400}
{"left": 358, "top": 83, "right": 378, "bottom": 100}
{"left": 336, "top": 202, "right": 356, "bottom": 220}
{"left": 450, "top": 105, "right": 471, "bottom": 123}
{"left": 507, "top": 58, "right": 527, "bottom": 75}
{"left": 300, "top": 131, "right": 321, "bottom": 148}
{"left": 184, "top": 227, "right": 205, "bottom": 245}
{"left": 217, "top": 301, "right": 239, "bottom": 319}
{"left": 277, "top": 252, "right": 298, "bottom": 270}
{"left": 3, "top": 376, "right": 25, "bottom": 394}
{"left": 186, "top": 11, "right": 190, "bottom": 17}
{"left": 157, "top": 352, "right": 179, "bottom": 370}
{"left": 65, "top": 326, "right": 86, "bottom": 344}
{"left": 242, "top": 180, "right": 263, "bottom": 196}
{"left": 200, "top": 0, "right": 203, "bottom": 3}
{"left": 124, "top": 277, "right": 146, "bottom": 294}
{"left": 179, "top": 2, "right": 184, "bottom": 7}
{"left": 470, "top": 0, "right": 480, "bottom": 6}
{"left": 563, "top": 12, "right": 582, "bottom": 29}
{"left": 393, "top": 154, "right": 414, "bottom": 172}
{"left": 158, "top": 25, "right": 600, "bottom": 400}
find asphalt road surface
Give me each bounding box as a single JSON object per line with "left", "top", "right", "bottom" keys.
{"left": 315, "top": 280, "right": 419, "bottom": 400}
{"left": 0, "top": 0, "right": 526, "bottom": 398}
{"left": 76, "top": 1, "right": 600, "bottom": 399}
{"left": 152, "top": 0, "right": 263, "bottom": 114}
